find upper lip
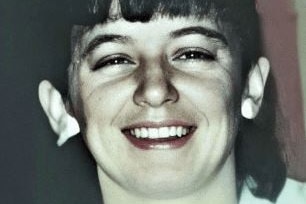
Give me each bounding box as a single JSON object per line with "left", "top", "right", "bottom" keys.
{"left": 121, "top": 120, "right": 196, "bottom": 130}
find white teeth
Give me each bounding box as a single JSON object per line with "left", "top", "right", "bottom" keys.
{"left": 135, "top": 128, "right": 141, "bottom": 138}
{"left": 148, "top": 128, "right": 159, "bottom": 138}
{"left": 177, "top": 126, "right": 182, "bottom": 137}
{"left": 128, "top": 126, "right": 191, "bottom": 139}
{"left": 159, "top": 127, "right": 169, "bottom": 138}
{"left": 141, "top": 127, "right": 148, "bottom": 138}
{"left": 169, "top": 126, "right": 176, "bottom": 136}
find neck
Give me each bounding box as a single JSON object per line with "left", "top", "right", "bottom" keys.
{"left": 98, "top": 153, "right": 237, "bottom": 204}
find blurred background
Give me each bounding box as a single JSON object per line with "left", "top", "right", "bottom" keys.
{"left": 0, "top": 0, "right": 305, "bottom": 203}
{"left": 0, "top": 1, "right": 102, "bottom": 204}
{"left": 295, "top": 0, "right": 306, "bottom": 134}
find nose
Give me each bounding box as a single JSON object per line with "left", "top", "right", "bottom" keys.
{"left": 133, "top": 63, "right": 178, "bottom": 108}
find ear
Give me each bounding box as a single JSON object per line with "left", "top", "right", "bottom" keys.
{"left": 241, "top": 57, "right": 270, "bottom": 119}
{"left": 38, "top": 80, "right": 80, "bottom": 146}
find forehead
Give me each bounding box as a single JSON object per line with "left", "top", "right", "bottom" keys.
{"left": 69, "top": 0, "right": 255, "bottom": 62}
{"left": 73, "top": 15, "right": 236, "bottom": 57}
{"left": 85, "top": 16, "right": 218, "bottom": 42}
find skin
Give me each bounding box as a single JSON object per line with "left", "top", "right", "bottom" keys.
{"left": 72, "top": 16, "right": 241, "bottom": 204}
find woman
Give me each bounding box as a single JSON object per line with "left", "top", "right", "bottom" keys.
{"left": 38, "top": 0, "right": 305, "bottom": 203}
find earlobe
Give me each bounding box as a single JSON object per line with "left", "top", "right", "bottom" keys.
{"left": 38, "top": 80, "right": 80, "bottom": 146}
{"left": 241, "top": 57, "right": 270, "bottom": 119}
{"left": 241, "top": 98, "right": 258, "bottom": 119}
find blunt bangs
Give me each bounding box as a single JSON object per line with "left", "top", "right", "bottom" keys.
{"left": 66, "top": 0, "right": 286, "bottom": 202}
{"left": 71, "top": 0, "right": 260, "bottom": 82}
{"left": 82, "top": 0, "right": 255, "bottom": 28}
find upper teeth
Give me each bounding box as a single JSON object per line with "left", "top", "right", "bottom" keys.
{"left": 129, "top": 126, "right": 190, "bottom": 139}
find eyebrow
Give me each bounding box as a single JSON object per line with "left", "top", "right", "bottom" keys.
{"left": 170, "top": 26, "right": 228, "bottom": 46}
{"left": 82, "top": 26, "right": 227, "bottom": 58}
{"left": 82, "top": 34, "right": 132, "bottom": 58}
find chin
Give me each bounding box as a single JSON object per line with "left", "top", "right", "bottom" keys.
{"left": 121, "top": 168, "right": 203, "bottom": 199}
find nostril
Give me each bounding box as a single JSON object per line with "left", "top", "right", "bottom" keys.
{"left": 166, "top": 82, "right": 179, "bottom": 103}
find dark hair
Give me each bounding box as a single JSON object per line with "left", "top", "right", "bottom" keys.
{"left": 64, "top": 0, "right": 286, "bottom": 202}
{"left": 71, "top": 0, "right": 261, "bottom": 80}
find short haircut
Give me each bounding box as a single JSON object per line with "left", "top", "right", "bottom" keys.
{"left": 65, "top": 0, "right": 287, "bottom": 202}
{"left": 71, "top": 0, "right": 261, "bottom": 81}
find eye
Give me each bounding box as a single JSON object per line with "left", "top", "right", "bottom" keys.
{"left": 173, "top": 48, "right": 216, "bottom": 62}
{"left": 92, "top": 54, "right": 136, "bottom": 71}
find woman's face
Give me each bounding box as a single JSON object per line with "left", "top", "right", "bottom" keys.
{"left": 75, "top": 16, "right": 241, "bottom": 198}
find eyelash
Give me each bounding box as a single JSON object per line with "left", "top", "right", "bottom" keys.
{"left": 92, "top": 54, "right": 135, "bottom": 71}
{"left": 173, "top": 48, "right": 216, "bottom": 62}
{"left": 91, "top": 48, "right": 215, "bottom": 71}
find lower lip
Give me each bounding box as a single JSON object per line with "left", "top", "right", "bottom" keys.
{"left": 123, "top": 128, "right": 196, "bottom": 150}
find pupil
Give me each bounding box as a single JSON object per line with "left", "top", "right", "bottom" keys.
{"left": 189, "top": 52, "right": 198, "bottom": 58}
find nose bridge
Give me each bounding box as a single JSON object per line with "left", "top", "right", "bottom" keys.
{"left": 133, "top": 58, "right": 178, "bottom": 107}
{"left": 144, "top": 59, "right": 167, "bottom": 87}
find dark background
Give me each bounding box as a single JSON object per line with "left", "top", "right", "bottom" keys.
{"left": 1, "top": 0, "right": 305, "bottom": 203}
{"left": 0, "top": 1, "right": 102, "bottom": 203}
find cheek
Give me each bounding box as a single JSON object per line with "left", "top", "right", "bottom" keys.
{"left": 179, "top": 73, "right": 236, "bottom": 117}
{"left": 78, "top": 76, "right": 135, "bottom": 164}
{"left": 79, "top": 75, "right": 135, "bottom": 128}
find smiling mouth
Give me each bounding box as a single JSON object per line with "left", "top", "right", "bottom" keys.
{"left": 121, "top": 123, "right": 196, "bottom": 150}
